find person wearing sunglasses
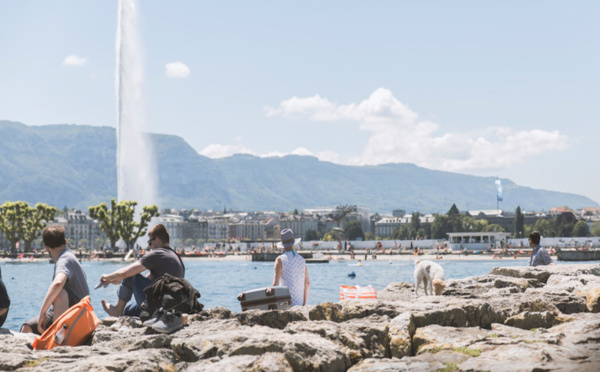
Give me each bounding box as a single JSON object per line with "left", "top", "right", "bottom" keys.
{"left": 98, "top": 224, "right": 184, "bottom": 317}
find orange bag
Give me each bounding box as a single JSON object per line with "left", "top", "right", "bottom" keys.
{"left": 32, "top": 295, "right": 100, "bottom": 350}
{"left": 339, "top": 285, "right": 377, "bottom": 300}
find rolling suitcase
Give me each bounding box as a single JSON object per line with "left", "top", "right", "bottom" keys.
{"left": 237, "top": 286, "right": 292, "bottom": 311}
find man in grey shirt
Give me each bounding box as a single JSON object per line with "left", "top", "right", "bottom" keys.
{"left": 21, "top": 225, "right": 89, "bottom": 334}
{"left": 99, "top": 224, "right": 184, "bottom": 317}
{"left": 529, "top": 231, "right": 555, "bottom": 267}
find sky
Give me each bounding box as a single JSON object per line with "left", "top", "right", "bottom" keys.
{"left": 1, "top": 1, "right": 599, "bottom": 205}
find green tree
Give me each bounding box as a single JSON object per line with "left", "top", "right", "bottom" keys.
{"left": 292, "top": 209, "right": 299, "bottom": 215}
{"left": 364, "top": 232, "right": 375, "bottom": 241}
{"left": 184, "top": 238, "right": 195, "bottom": 247}
{"left": 89, "top": 199, "right": 121, "bottom": 249}
{"left": 331, "top": 204, "right": 357, "bottom": 227}
{"left": 591, "top": 222, "right": 600, "bottom": 237}
{"left": 448, "top": 204, "right": 460, "bottom": 217}
{"left": 482, "top": 224, "right": 505, "bottom": 232}
{"left": 345, "top": 220, "right": 365, "bottom": 241}
{"left": 391, "top": 225, "right": 411, "bottom": 240}
{"left": 21, "top": 203, "right": 57, "bottom": 252}
{"left": 555, "top": 212, "right": 577, "bottom": 237}
{"left": 431, "top": 215, "right": 451, "bottom": 239}
{"left": 572, "top": 220, "right": 590, "bottom": 237}
{"left": 305, "top": 229, "right": 319, "bottom": 241}
{"left": 411, "top": 212, "right": 421, "bottom": 233}
{"left": 532, "top": 218, "right": 554, "bottom": 237}
{"left": 514, "top": 206, "right": 524, "bottom": 238}
{"left": 79, "top": 238, "right": 88, "bottom": 250}
{"left": 116, "top": 201, "right": 160, "bottom": 250}
{"left": 0, "top": 201, "right": 29, "bottom": 252}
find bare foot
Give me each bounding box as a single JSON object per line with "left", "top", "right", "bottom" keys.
{"left": 102, "top": 299, "right": 122, "bottom": 317}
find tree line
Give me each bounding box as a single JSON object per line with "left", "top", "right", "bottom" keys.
{"left": 305, "top": 203, "right": 598, "bottom": 242}
{"left": 0, "top": 199, "right": 159, "bottom": 253}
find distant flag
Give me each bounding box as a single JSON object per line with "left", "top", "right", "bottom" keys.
{"left": 495, "top": 178, "right": 503, "bottom": 202}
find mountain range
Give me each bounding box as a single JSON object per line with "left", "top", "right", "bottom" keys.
{"left": 0, "top": 120, "right": 596, "bottom": 213}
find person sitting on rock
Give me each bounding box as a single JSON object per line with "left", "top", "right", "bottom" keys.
{"left": 0, "top": 266, "right": 10, "bottom": 328}
{"left": 528, "top": 231, "right": 555, "bottom": 267}
{"left": 268, "top": 229, "right": 310, "bottom": 306}
{"left": 21, "top": 225, "right": 89, "bottom": 334}
{"left": 99, "top": 224, "right": 185, "bottom": 317}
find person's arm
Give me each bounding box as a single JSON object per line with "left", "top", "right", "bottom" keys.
{"left": 272, "top": 257, "right": 282, "bottom": 287}
{"left": 100, "top": 261, "right": 146, "bottom": 285}
{"left": 37, "top": 272, "right": 67, "bottom": 333}
{"left": 303, "top": 266, "right": 310, "bottom": 306}
{"left": 0, "top": 308, "right": 7, "bottom": 317}
{"left": 266, "top": 257, "right": 282, "bottom": 296}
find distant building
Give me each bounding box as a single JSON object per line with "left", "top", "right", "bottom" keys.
{"left": 155, "top": 214, "right": 185, "bottom": 247}
{"left": 228, "top": 220, "right": 266, "bottom": 241}
{"left": 374, "top": 217, "right": 403, "bottom": 238}
{"left": 280, "top": 214, "right": 318, "bottom": 240}
{"left": 55, "top": 210, "right": 104, "bottom": 250}
{"left": 207, "top": 218, "right": 229, "bottom": 242}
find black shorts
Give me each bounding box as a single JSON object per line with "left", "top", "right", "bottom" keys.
{"left": 22, "top": 307, "right": 54, "bottom": 335}
{"left": 0, "top": 308, "right": 8, "bottom": 328}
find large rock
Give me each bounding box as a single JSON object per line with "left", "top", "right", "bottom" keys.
{"left": 0, "top": 263, "right": 598, "bottom": 371}
{"left": 388, "top": 312, "right": 415, "bottom": 358}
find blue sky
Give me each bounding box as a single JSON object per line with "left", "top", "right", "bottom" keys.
{"left": 1, "top": 1, "right": 599, "bottom": 206}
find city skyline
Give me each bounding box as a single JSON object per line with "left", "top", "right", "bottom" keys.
{"left": 1, "top": 1, "right": 598, "bottom": 203}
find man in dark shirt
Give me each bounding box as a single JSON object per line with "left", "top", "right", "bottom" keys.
{"left": 0, "top": 267, "right": 10, "bottom": 328}
{"left": 99, "top": 224, "right": 184, "bottom": 317}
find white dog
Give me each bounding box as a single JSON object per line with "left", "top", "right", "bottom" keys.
{"left": 414, "top": 260, "right": 445, "bottom": 296}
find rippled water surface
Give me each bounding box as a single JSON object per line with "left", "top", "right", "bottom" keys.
{"left": 0, "top": 258, "right": 584, "bottom": 332}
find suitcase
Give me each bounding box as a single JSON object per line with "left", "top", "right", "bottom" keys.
{"left": 237, "top": 286, "right": 292, "bottom": 311}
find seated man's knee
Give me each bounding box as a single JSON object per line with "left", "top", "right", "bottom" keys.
{"left": 20, "top": 324, "right": 33, "bottom": 333}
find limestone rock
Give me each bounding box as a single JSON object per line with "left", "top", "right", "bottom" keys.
{"left": 504, "top": 311, "right": 556, "bottom": 330}
{"left": 388, "top": 312, "right": 415, "bottom": 358}
{"left": 585, "top": 287, "right": 600, "bottom": 313}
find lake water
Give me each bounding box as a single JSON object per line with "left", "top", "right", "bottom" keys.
{"left": 0, "top": 258, "right": 583, "bottom": 332}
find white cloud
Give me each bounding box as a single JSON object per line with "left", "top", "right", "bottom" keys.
{"left": 199, "top": 144, "right": 340, "bottom": 164}
{"left": 62, "top": 55, "right": 87, "bottom": 66}
{"left": 165, "top": 62, "right": 191, "bottom": 78}
{"left": 265, "top": 88, "right": 569, "bottom": 172}
{"left": 199, "top": 143, "right": 253, "bottom": 158}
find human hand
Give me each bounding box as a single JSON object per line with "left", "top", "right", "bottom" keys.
{"left": 37, "top": 312, "right": 46, "bottom": 334}
{"left": 266, "top": 287, "right": 274, "bottom": 296}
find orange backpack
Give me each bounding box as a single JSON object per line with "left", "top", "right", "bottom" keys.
{"left": 32, "top": 295, "right": 100, "bottom": 350}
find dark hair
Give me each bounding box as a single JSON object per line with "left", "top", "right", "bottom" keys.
{"left": 43, "top": 225, "right": 67, "bottom": 249}
{"left": 149, "top": 224, "right": 170, "bottom": 244}
{"left": 529, "top": 231, "right": 541, "bottom": 245}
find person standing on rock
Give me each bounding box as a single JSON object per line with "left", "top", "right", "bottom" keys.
{"left": 268, "top": 229, "right": 310, "bottom": 306}
{"left": 99, "top": 224, "right": 185, "bottom": 317}
{"left": 20, "top": 225, "right": 89, "bottom": 334}
{"left": 528, "top": 231, "right": 554, "bottom": 267}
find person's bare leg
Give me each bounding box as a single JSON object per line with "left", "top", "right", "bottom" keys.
{"left": 20, "top": 324, "right": 33, "bottom": 333}
{"left": 102, "top": 299, "right": 126, "bottom": 317}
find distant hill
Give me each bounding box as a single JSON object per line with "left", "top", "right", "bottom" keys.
{"left": 0, "top": 120, "right": 596, "bottom": 213}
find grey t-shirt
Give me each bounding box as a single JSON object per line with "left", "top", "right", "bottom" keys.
{"left": 54, "top": 249, "right": 89, "bottom": 305}
{"left": 140, "top": 247, "right": 184, "bottom": 280}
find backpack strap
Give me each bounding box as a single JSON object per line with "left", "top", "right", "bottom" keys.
{"left": 162, "top": 246, "right": 185, "bottom": 276}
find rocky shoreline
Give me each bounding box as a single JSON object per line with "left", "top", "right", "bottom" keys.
{"left": 1, "top": 264, "right": 599, "bottom": 371}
